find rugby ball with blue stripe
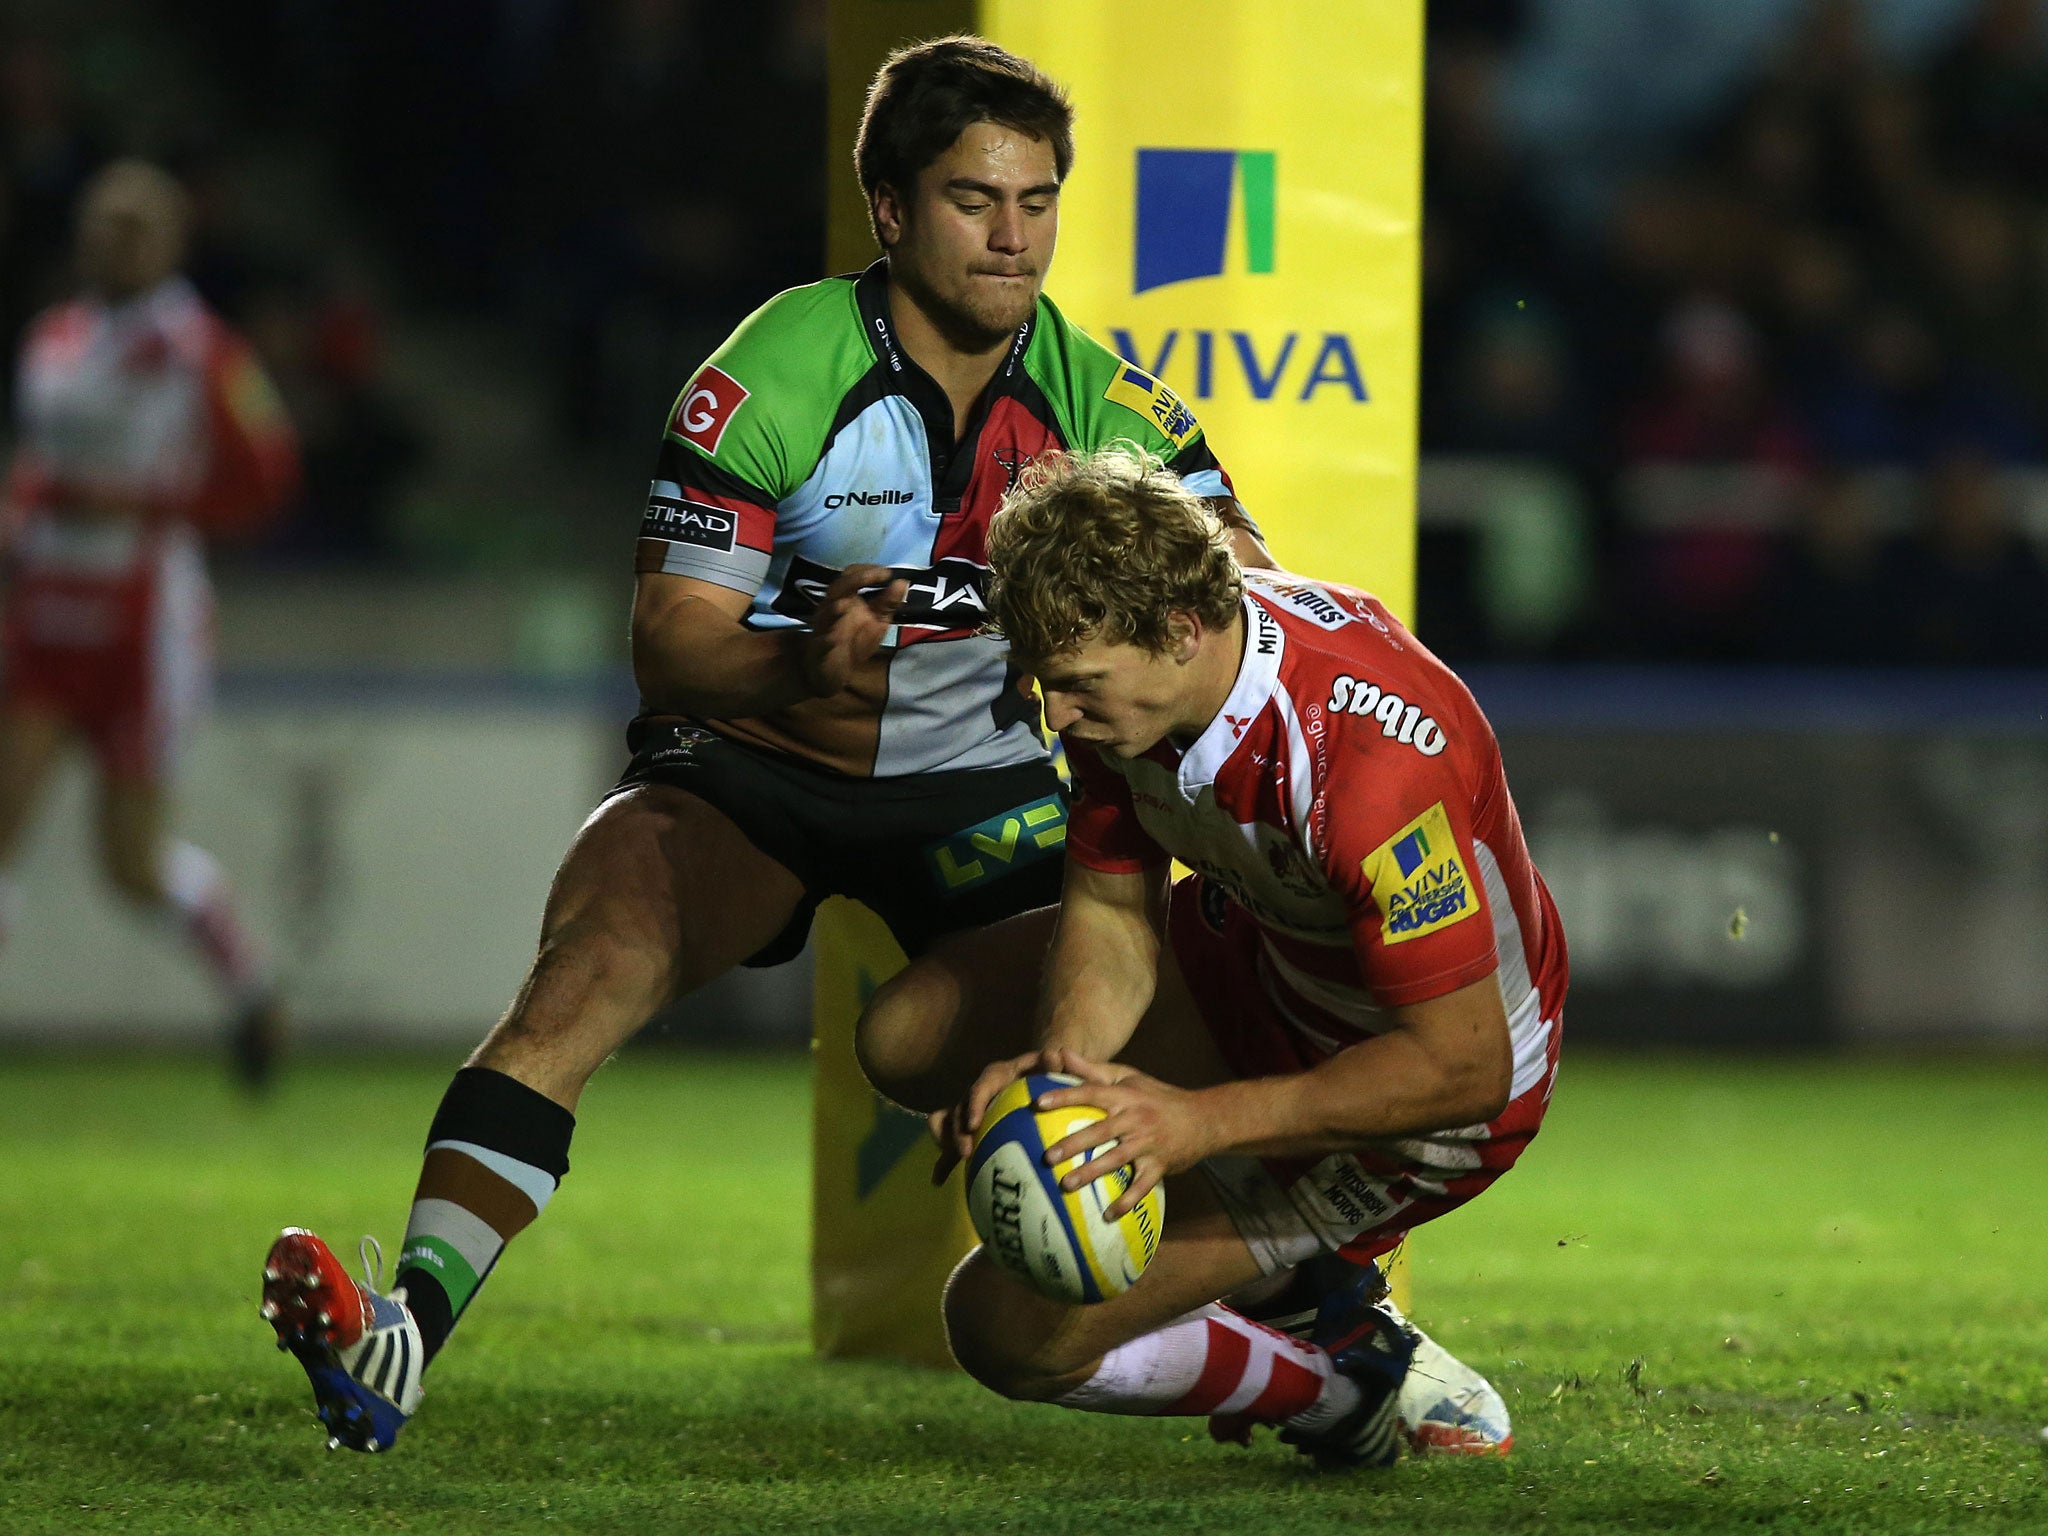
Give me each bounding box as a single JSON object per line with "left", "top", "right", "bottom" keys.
{"left": 965, "top": 1072, "right": 1164, "bottom": 1305}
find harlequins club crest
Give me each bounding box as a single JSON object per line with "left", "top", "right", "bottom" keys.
{"left": 990, "top": 446, "right": 1030, "bottom": 494}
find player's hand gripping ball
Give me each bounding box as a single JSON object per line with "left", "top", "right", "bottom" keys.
{"left": 965, "top": 1072, "right": 1164, "bottom": 1304}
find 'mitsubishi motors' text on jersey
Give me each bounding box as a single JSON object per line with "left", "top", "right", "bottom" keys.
{"left": 1064, "top": 570, "right": 1569, "bottom": 1260}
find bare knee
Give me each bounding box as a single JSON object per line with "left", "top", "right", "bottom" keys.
{"left": 942, "top": 1248, "right": 1095, "bottom": 1403}
{"left": 854, "top": 959, "right": 965, "bottom": 1112}
{"left": 854, "top": 909, "right": 1051, "bottom": 1111}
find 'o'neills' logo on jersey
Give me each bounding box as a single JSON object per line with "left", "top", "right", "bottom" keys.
{"left": 1327, "top": 675, "right": 1447, "bottom": 756}
{"left": 823, "top": 489, "right": 915, "bottom": 509}
{"left": 669, "top": 365, "right": 750, "bottom": 456}
{"left": 871, "top": 315, "right": 904, "bottom": 374}
{"left": 1362, "top": 802, "right": 1478, "bottom": 946}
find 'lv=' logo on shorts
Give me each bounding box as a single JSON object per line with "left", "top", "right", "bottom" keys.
{"left": 925, "top": 795, "right": 1066, "bottom": 894}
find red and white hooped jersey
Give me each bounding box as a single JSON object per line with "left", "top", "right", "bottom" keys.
{"left": 1065, "top": 570, "right": 1569, "bottom": 1098}
{"left": 3, "top": 275, "right": 296, "bottom": 609}
{"left": 2, "top": 277, "right": 296, "bottom": 777}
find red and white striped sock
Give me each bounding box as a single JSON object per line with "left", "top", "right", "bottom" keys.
{"left": 1053, "top": 1304, "right": 1359, "bottom": 1433}
{"left": 160, "top": 840, "right": 271, "bottom": 1006}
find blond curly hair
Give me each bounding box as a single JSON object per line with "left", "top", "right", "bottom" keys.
{"left": 985, "top": 445, "right": 1242, "bottom": 661}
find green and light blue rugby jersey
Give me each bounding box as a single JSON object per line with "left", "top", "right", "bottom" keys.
{"left": 636, "top": 261, "right": 1238, "bottom": 779}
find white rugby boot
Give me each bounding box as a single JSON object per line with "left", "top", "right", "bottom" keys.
{"left": 1383, "top": 1297, "right": 1512, "bottom": 1456}
{"left": 1237, "top": 1254, "right": 1513, "bottom": 1457}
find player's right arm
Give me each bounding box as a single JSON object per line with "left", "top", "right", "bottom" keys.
{"left": 1035, "top": 739, "right": 1173, "bottom": 1059}
{"left": 631, "top": 566, "right": 905, "bottom": 719}
{"left": 932, "top": 743, "right": 1172, "bottom": 1171}
{"left": 931, "top": 858, "right": 1167, "bottom": 1178}
{"left": 1034, "top": 858, "right": 1169, "bottom": 1059}
{"left": 631, "top": 281, "right": 886, "bottom": 719}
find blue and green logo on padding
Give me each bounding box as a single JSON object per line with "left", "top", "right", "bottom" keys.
{"left": 1134, "top": 148, "right": 1277, "bottom": 294}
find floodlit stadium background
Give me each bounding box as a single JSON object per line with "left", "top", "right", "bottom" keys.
{"left": 3, "top": 0, "right": 2044, "bottom": 1054}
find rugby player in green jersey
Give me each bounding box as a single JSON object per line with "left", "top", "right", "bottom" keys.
{"left": 259, "top": 36, "right": 1271, "bottom": 1452}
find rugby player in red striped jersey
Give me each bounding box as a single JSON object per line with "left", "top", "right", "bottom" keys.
{"left": 0, "top": 161, "right": 300, "bottom": 1086}
{"left": 866, "top": 446, "right": 1568, "bottom": 1466}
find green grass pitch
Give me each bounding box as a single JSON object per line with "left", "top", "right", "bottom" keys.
{"left": 3, "top": 1050, "right": 2043, "bottom": 1534}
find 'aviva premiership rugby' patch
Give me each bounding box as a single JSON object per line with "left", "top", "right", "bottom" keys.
{"left": 1363, "top": 802, "right": 1479, "bottom": 945}
{"left": 1103, "top": 363, "right": 1199, "bottom": 449}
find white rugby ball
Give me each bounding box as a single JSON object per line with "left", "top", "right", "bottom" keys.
{"left": 965, "top": 1071, "right": 1164, "bottom": 1305}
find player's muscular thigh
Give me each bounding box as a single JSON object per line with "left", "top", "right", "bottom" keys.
{"left": 474, "top": 784, "right": 802, "bottom": 1104}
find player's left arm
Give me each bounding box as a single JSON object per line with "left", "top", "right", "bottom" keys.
{"left": 1168, "top": 436, "right": 1274, "bottom": 569}
{"left": 1033, "top": 740, "right": 1175, "bottom": 1062}
{"left": 1036, "top": 979, "right": 1511, "bottom": 1216}
{"left": 1044, "top": 746, "right": 1507, "bottom": 1215}
{"left": 1155, "top": 976, "right": 1513, "bottom": 1155}
{"left": 173, "top": 323, "right": 302, "bottom": 538}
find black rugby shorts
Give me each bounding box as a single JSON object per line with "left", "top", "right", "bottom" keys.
{"left": 613, "top": 716, "right": 1068, "bottom": 966}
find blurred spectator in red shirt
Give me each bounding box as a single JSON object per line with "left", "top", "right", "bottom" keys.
{"left": 1626, "top": 297, "right": 1813, "bottom": 469}
{"left": 1622, "top": 298, "right": 1812, "bottom": 657}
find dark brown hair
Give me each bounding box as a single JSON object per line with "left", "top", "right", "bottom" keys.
{"left": 855, "top": 36, "right": 1074, "bottom": 244}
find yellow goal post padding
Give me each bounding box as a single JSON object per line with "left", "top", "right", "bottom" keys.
{"left": 814, "top": 0, "right": 1423, "bottom": 1364}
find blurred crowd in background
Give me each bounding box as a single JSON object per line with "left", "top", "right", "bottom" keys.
{"left": 1427, "top": 0, "right": 2048, "bottom": 663}
{"left": 3, "top": 0, "right": 2045, "bottom": 667}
